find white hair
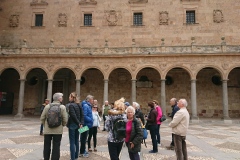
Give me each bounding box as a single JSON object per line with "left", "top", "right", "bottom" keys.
{"left": 132, "top": 102, "right": 140, "bottom": 109}
{"left": 86, "top": 95, "right": 94, "bottom": 101}
{"left": 53, "top": 92, "right": 63, "bottom": 101}
{"left": 179, "top": 99, "right": 188, "bottom": 107}
{"left": 125, "top": 106, "right": 135, "bottom": 115}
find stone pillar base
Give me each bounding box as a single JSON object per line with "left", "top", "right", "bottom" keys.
{"left": 223, "top": 119, "right": 232, "bottom": 124}
{"left": 14, "top": 113, "right": 25, "bottom": 119}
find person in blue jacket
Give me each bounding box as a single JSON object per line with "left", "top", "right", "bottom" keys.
{"left": 79, "top": 95, "right": 94, "bottom": 158}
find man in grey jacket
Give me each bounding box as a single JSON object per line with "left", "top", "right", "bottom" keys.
{"left": 169, "top": 98, "right": 190, "bottom": 160}
{"left": 40, "top": 92, "right": 68, "bottom": 160}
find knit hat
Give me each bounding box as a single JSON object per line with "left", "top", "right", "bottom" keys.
{"left": 124, "top": 102, "right": 130, "bottom": 107}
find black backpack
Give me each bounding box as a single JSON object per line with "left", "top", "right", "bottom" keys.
{"left": 47, "top": 103, "right": 62, "bottom": 128}
{"left": 112, "top": 116, "right": 126, "bottom": 141}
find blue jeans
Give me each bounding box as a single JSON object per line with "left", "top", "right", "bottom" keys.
{"left": 69, "top": 128, "right": 80, "bottom": 160}
{"left": 156, "top": 124, "right": 161, "bottom": 144}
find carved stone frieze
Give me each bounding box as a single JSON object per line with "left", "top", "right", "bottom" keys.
{"left": 129, "top": 0, "right": 148, "bottom": 4}
{"left": 9, "top": 15, "right": 19, "bottom": 27}
{"left": 213, "top": 10, "right": 224, "bottom": 23}
{"left": 222, "top": 63, "right": 229, "bottom": 70}
{"left": 81, "top": 48, "right": 104, "bottom": 54}
{"left": 130, "top": 64, "right": 137, "bottom": 71}
{"left": 74, "top": 65, "right": 82, "bottom": 71}
{"left": 27, "top": 48, "right": 48, "bottom": 54}
{"left": 159, "top": 63, "right": 167, "bottom": 71}
{"left": 30, "top": 0, "right": 48, "bottom": 6}
{"left": 138, "top": 47, "right": 157, "bottom": 54}
{"left": 79, "top": 0, "right": 97, "bottom": 5}
{"left": 159, "top": 11, "right": 168, "bottom": 25}
{"left": 47, "top": 64, "right": 54, "bottom": 72}
{"left": 19, "top": 64, "right": 26, "bottom": 71}
{"left": 103, "top": 64, "right": 109, "bottom": 71}
{"left": 108, "top": 48, "right": 131, "bottom": 54}
{"left": 52, "top": 48, "right": 77, "bottom": 54}
{"left": 58, "top": 13, "right": 67, "bottom": 27}
{"left": 104, "top": 10, "right": 122, "bottom": 26}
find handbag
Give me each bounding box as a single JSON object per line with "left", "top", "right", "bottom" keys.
{"left": 160, "top": 115, "right": 166, "bottom": 122}
{"left": 145, "top": 122, "right": 149, "bottom": 130}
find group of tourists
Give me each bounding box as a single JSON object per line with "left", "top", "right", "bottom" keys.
{"left": 40, "top": 92, "right": 190, "bottom": 160}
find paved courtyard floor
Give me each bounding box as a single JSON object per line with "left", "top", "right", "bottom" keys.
{"left": 0, "top": 115, "right": 240, "bottom": 160}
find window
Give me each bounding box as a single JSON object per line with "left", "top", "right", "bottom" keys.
{"left": 186, "top": 11, "right": 195, "bottom": 24}
{"left": 35, "top": 14, "right": 43, "bottom": 26}
{"left": 133, "top": 13, "right": 142, "bottom": 26}
{"left": 84, "top": 14, "right": 92, "bottom": 26}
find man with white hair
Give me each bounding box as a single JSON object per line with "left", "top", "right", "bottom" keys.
{"left": 132, "top": 102, "right": 145, "bottom": 125}
{"left": 169, "top": 98, "right": 190, "bottom": 160}
{"left": 40, "top": 92, "right": 68, "bottom": 160}
{"left": 102, "top": 100, "right": 111, "bottom": 131}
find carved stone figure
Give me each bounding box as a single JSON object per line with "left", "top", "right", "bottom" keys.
{"left": 129, "top": 0, "right": 148, "bottom": 4}
{"left": 9, "top": 15, "right": 19, "bottom": 27}
{"left": 213, "top": 10, "right": 224, "bottom": 23}
{"left": 159, "top": 11, "right": 168, "bottom": 25}
{"left": 79, "top": 0, "right": 97, "bottom": 5}
{"left": 58, "top": 13, "right": 67, "bottom": 27}
{"left": 105, "top": 10, "right": 119, "bottom": 26}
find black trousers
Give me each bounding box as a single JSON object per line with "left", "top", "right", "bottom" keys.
{"left": 80, "top": 130, "right": 89, "bottom": 154}
{"left": 171, "top": 133, "right": 175, "bottom": 146}
{"left": 88, "top": 126, "right": 98, "bottom": 148}
{"left": 103, "top": 114, "right": 106, "bottom": 130}
{"left": 174, "top": 134, "right": 188, "bottom": 160}
{"left": 108, "top": 141, "right": 123, "bottom": 160}
{"left": 44, "top": 134, "right": 62, "bottom": 160}
{"left": 149, "top": 125, "right": 158, "bottom": 152}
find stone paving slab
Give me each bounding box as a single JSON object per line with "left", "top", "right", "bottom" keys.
{"left": 0, "top": 116, "right": 240, "bottom": 160}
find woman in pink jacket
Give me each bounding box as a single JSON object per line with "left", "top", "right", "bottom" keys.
{"left": 153, "top": 100, "right": 162, "bottom": 146}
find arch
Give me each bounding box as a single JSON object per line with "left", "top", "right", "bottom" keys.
{"left": 164, "top": 65, "right": 192, "bottom": 79}
{"left": 135, "top": 65, "right": 162, "bottom": 79}
{"left": 227, "top": 65, "right": 240, "bottom": 79}
{"left": 196, "top": 65, "right": 224, "bottom": 79}
{"left": 107, "top": 66, "right": 133, "bottom": 79}
{"left": 80, "top": 66, "right": 105, "bottom": 79}
{"left": 52, "top": 66, "right": 77, "bottom": 79}
{"left": 0, "top": 66, "right": 20, "bottom": 77}
{"left": 23, "top": 66, "right": 49, "bottom": 79}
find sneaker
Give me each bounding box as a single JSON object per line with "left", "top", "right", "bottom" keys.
{"left": 149, "top": 150, "right": 158, "bottom": 153}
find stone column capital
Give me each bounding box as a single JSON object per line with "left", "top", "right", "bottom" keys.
{"left": 191, "top": 79, "right": 197, "bottom": 82}
{"left": 75, "top": 79, "right": 81, "bottom": 82}
{"left": 131, "top": 79, "right": 137, "bottom": 81}
{"left": 161, "top": 79, "right": 166, "bottom": 81}
{"left": 47, "top": 79, "right": 53, "bottom": 81}
{"left": 222, "top": 79, "right": 229, "bottom": 82}
{"left": 103, "top": 79, "right": 109, "bottom": 82}
{"left": 19, "top": 79, "right": 26, "bottom": 81}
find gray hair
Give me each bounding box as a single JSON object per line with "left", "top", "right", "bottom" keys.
{"left": 179, "top": 99, "right": 188, "bottom": 107}
{"left": 86, "top": 95, "right": 94, "bottom": 101}
{"left": 53, "top": 92, "right": 63, "bottom": 101}
{"left": 125, "top": 106, "right": 136, "bottom": 115}
{"left": 132, "top": 102, "right": 140, "bottom": 109}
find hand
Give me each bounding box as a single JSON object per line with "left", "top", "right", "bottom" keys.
{"left": 130, "top": 142, "right": 134, "bottom": 149}
{"left": 79, "top": 124, "right": 83, "bottom": 128}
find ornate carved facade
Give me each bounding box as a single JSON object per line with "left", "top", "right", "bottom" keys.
{"left": 0, "top": 0, "right": 240, "bottom": 122}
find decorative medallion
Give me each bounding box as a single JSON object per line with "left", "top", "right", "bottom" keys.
{"left": 58, "top": 13, "right": 67, "bottom": 27}
{"left": 129, "top": 0, "right": 148, "bottom": 4}
{"left": 47, "top": 64, "right": 54, "bottom": 72}
{"left": 222, "top": 63, "right": 229, "bottom": 70}
{"left": 213, "top": 10, "right": 224, "bottom": 23}
{"left": 19, "top": 64, "right": 25, "bottom": 71}
{"left": 103, "top": 64, "right": 109, "bottom": 71}
{"left": 190, "top": 64, "right": 197, "bottom": 71}
{"left": 74, "top": 65, "right": 82, "bottom": 71}
{"left": 159, "top": 11, "right": 168, "bottom": 25}
{"left": 79, "top": 0, "right": 97, "bottom": 5}
{"left": 130, "top": 64, "right": 137, "bottom": 71}
{"left": 105, "top": 10, "right": 118, "bottom": 26}
{"left": 9, "top": 15, "right": 19, "bottom": 27}
{"left": 159, "top": 64, "right": 167, "bottom": 71}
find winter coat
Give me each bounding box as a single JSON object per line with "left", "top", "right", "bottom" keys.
{"left": 127, "top": 118, "right": 143, "bottom": 153}
{"left": 81, "top": 100, "right": 93, "bottom": 128}
{"left": 147, "top": 108, "right": 157, "bottom": 125}
{"left": 135, "top": 109, "right": 145, "bottom": 125}
{"left": 67, "top": 102, "right": 84, "bottom": 129}
{"left": 40, "top": 101, "right": 68, "bottom": 134}
{"left": 155, "top": 105, "right": 162, "bottom": 125}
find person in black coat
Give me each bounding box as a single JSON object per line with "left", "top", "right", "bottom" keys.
{"left": 132, "top": 102, "right": 145, "bottom": 125}
{"left": 67, "top": 92, "right": 84, "bottom": 160}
